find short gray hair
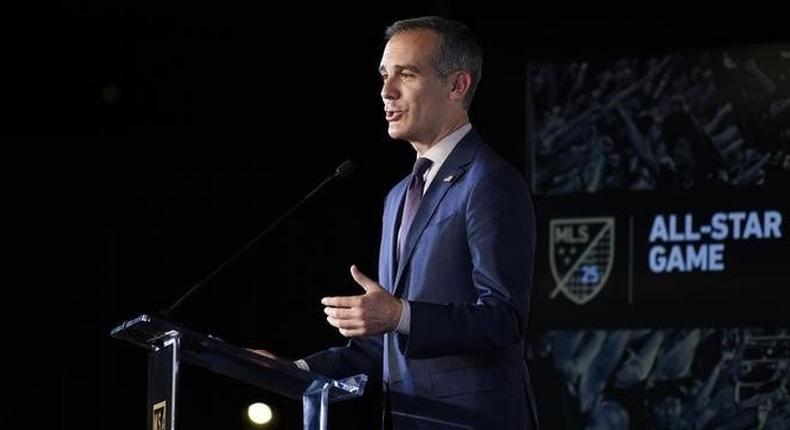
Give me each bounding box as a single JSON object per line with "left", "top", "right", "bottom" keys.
{"left": 385, "top": 16, "right": 482, "bottom": 109}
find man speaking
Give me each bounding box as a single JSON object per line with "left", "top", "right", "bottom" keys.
{"left": 297, "top": 16, "right": 538, "bottom": 429}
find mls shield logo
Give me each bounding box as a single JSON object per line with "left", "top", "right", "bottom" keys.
{"left": 549, "top": 217, "right": 615, "bottom": 304}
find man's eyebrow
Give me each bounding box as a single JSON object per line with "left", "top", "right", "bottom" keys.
{"left": 379, "top": 64, "right": 422, "bottom": 74}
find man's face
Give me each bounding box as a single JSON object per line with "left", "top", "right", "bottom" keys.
{"left": 379, "top": 30, "right": 452, "bottom": 145}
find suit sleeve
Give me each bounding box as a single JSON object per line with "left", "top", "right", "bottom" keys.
{"left": 400, "top": 165, "right": 535, "bottom": 358}
{"left": 303, "top": 335, "right": 383, "bottom": 381}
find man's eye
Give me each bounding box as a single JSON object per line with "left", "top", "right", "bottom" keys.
{"left": 400, "top": 73, "right": 415, "bottom": 79}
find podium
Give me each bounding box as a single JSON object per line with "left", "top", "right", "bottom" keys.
{"left": 111, "top": 314, "right": 367, "bottom": 430}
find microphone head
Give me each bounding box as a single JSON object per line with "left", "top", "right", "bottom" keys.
{"left": 335, "top": 160, "right": 356, "bottom": 178}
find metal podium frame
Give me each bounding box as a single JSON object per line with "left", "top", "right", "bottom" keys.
{"left": 111, "top": 314, "right": 366, "bottom": 430}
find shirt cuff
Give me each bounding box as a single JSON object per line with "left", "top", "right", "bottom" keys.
{"left": 294, "top": 359, "right": 310, "bottom": 371}
{"left": 395, "top": 299, "right": 411, "bottom": 335}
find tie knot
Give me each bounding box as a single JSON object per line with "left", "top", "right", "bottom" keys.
{"left": 412, "top": 157, "right": 433, "bottom": 178}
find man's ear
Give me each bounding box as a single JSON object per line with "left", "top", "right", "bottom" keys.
{"left": 449, "top": 71, "right": 472, "bottom": 102}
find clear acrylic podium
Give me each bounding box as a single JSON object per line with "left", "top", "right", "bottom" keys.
{"left": 111, "top": 314, "right": 367, "bottom": 430}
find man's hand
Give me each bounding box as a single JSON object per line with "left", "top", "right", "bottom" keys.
{"left": 321, "top": 265, "right": 403, "bottom": 337}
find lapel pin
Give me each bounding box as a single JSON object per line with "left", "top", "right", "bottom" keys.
{"left": 443, "top": 175, "right": 455, "bottom": 183}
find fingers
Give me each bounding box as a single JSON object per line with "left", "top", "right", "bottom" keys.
{"left": 320, "top": 265, "right": 389, "bottom": 338}
{"left": 338, "top": 328, "right": 365, "bottom": 337}
{"left": 326, "top": 315, "right": 362, "bottom": 330}
{"left": 326, "top": 316, "right": 365, "bottom": 337}
{"left": 321, "top": 295, "right": 362, "bottom": 308}
{"left": 350, "top": 265, "right": 375, "bottom": 291}
{"left": 324, "top": 306, "right": 359, "bottom": 320}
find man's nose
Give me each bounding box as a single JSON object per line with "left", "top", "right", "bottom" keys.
{"left": 381, "top": 77, "right": 398, "bottom": 100}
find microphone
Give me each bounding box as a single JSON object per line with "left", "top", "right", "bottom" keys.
{"left": 335, "top": 159, "right": 356, "bottom": 178}
{"left": 159, "top": 159, "right": 356, "bottom": 318}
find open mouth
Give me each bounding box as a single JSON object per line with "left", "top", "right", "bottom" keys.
{"left": 385, "top": 110, "right": 404, "bottom": 121}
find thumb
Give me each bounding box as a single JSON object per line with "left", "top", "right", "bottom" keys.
{"left": 350, "top": 265, "right": 376, "bottom": 292}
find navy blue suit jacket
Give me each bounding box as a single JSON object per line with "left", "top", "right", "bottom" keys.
{"left": 306, "top": 129, "right": 538, "bottom": 429}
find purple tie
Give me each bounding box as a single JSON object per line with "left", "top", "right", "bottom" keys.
{"left": 397, "top": 157, "right": 433, "bottom": 261}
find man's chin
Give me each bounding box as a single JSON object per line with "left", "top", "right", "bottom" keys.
{"left": 387, "top": 127, "right": 402, "bottom": 140}
{"left": 387, "top": 125, "right": 410, "bottom": 141}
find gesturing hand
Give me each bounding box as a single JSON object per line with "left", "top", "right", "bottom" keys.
{"left": 321, "top": 265, "right": 403, "bottom": 337}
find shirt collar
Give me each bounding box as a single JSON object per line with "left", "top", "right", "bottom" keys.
{"left": 421, "top": 123, "right": 472, "bottom": 169}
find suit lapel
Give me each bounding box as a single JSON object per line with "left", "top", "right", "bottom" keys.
{"left": 392, "top": 130, "right": 482, "bottom": 297}
{"left": 384, "top": 178, "right": 409, "bottom": 292}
